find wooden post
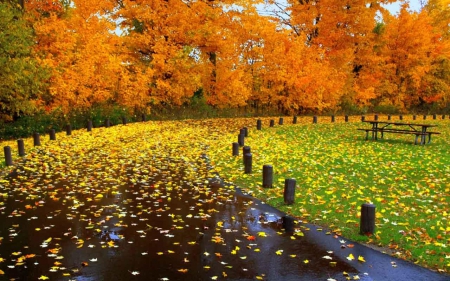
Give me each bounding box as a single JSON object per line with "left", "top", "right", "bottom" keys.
{"left": 243, "top": 146, "right": 251, "bottom": 163}
{"left": 4, "top": 146, "right": 12, "bottom": 166}
{"left": 122, "top": 116, "right": 127, "bottom": 125}
{"left": 374, "top": 114, "right": 378, "bottom": 121}
{"left": 262, "top": 165, "right": 273, "bottom": 188}
{"left": 257, "top": 119, "right": 262, "bottom": 130}
{"left": 331, "top": 115, "right": 335, "bottom": 123}
{"left": 244, "top": 153, "right": 252, "bottom": 174}
{"left": 313, "top": 116, "right": 318, "bottom": 124}
{"left": 282, "top": 215, "right": 295, "bottom": 233}
{"left": 279, "top": 117, "right": 284, "bottom": 125}
{"left": 243, "top": 127, "right": 248, "bottom": 137}
{"left": 232, "top": 142, "right": 239, "bottom": 156}
{"left": 399, "top": 115, "right": 403, "bottom": 120}
{"left": 87, "top": 120, "right": 93, "bottom": 132}
{"left": 293, "top": 116, "right": 297, "bottom": 124}
{"left": 238, "top": 133, "right": 245, "bottom": 147}
{"left": 345, "top": 115, "right": 349, "bottom": 122}
{"left": 388, "top": 115, "right": 391, "bottom": 121}
{"left": 423, "top": 115, "right": 426, "bottom": 120}
{"left": 104, "top": 119, "right": 111, "bottom": 128}
{"left": 49, "top": 129, "right": 56, "bottom": 140}
{"left": 33, "top": 133, "right": 41, "bottom": 146}
{"left": 270, "top": 120, "right": 274, "bottom": 127}
{"left": 17, "top": 139, "right": 25, "bottom": 156}
{"left": 284, "top": 179, "right": 296, "bottom": 205}
{"left": 142, "top": 113, "right": 146, "bottom": 122}
{"left": 66, "top": 125, "right": 72, "bottom": 135}
{"left": 360, "top": 203, "right": 376, "bottom": 235}
{"left": 240, "top": 128, "right": 246, "bottom": 138}
{"left": 413, "top": 115, "right": 417, "bottom": 120}
{"left": 433, "top": 114, "right": 437, "bottom": 120}
{"left": 442, "top": 115, "right": 446, "bottom": 120}
{"left": 361, "top": 115, "right": 365, "bottom": 122}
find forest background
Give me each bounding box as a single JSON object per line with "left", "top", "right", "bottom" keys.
{"left": 1, "top": 0, "right": 449, "bottom": 138}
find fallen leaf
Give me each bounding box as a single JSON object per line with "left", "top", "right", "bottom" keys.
{"left": 347, "top": 253, "right": 355, "bottom": 261}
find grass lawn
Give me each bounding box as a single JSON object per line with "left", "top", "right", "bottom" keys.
{"left": 208, "top": 115, "right": 450, "bottom": 272}
{"left": 0, "top": 115, "right": 449, "bottom": 273}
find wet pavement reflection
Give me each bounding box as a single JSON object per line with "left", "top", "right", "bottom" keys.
{"left": 0, "top": 152, "right": 448, "bottom": 281}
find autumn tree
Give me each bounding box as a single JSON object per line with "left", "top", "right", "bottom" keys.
{"left": 0, "top": 2, "right": 49, "bottom": 121}
{"left": 368, "top": 4, "right": 448, "bottom": 110}
{"left": 28, "top": 0, "right": 131, "bottom": 114}
{"left": 3, "top": 0, "right": 449, "bottom": 119}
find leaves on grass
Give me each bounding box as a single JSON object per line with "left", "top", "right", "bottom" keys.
{"left": 0, "top": 116, "right": 448, "bottom": 279}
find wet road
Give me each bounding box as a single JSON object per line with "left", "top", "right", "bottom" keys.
{"left": 0, "top": 153, "right": 448, "bottom": 281}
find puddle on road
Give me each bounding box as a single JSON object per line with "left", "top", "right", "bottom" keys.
{"left": 0, "top": 154, "right": 359, "bottom": 281}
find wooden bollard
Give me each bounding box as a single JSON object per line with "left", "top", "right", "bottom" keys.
{"left": 262, "top": 165, "right": 273, "bottom": 188}
{"left": 388, "top": 115, "right": 391, "bottom": 121}
{"left": 433, "top": 114, "right": 437, "bottom": 120}
{"left": 361, "top": 115, "right": 365, "bottom": 122}
{"left": 33, "top": 132, "right": 41, "bottom": 146}
{"left": 17, "top": 139, "right": 25, "bottom": 156}
{"left": 104, "top": 119, "right": 111, "bottom": 128}
{"left": 374, "top": 114, "right": 378, "bottom": 121}
{"left": 243, "top": 146, "right": 251, "bottom": 163}
{"left": 313, "top": 116, "right": 318, "bottom": 124}
{"left": 331, "top": 115, "right": 335, "bottom": 123}
{"left": 244, "top": 153, "right": 252, "bottom": 174}
{"left": 282, "top": 215, "right": 295, "bottom": 233}
{"left": 87, "top": 120, "right": 93, "bottom": 132}
{"left": 232, "top": 142, "right": 239, "bottom": 156}
{"left": 360, "top": 203, "right": 376, "bottom": 235}
{"left": 243, "top": 127, "right": 248, "bottom": 137}
{"left": 423, "top": 114, "right": 426, "bottom": 120}
{"left": 413, "top": 115, "right": 417, "bottom": 120}
{"left": 284, "top": 179, "right": 296, "bottom": 205}
{"left": 142, "top": 114, "right": 146, "bottom": 122}
{"left": 442, "top": 115, "right": 446, "bottom": 120}
{"left": 270, "top": 120, "right": 274, "bottom": 127}
{"left": 240, "top": 128, "right": 246, "bottom": 137}
{"left": 345, "top": 115, "right": 349, "bottom": 122}
{"left": 257, "top": 119, "right": 262, "bottom": 130}
{"left": 49, "top": 129, "right": 56, "bottom": 140}
{"left": 279, "top": 117, "right": 284, "bottom": 125}
{"left": 66, "top": 125, "right": 72, "bottom": 135}
{"left": 4, "top": 146, "right": 12, "bottom": 166}
{"left": 293, "top": 116, "right": 297, "bottom": 124}
{"left": 238, "top": 133, "right": 245, "bottom": 147}
{"left": 122, "top": 116, "right": 127, "bottom": 125}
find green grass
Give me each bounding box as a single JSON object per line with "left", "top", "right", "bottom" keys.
{"left": 1, "top": 115, "right": 449, "bottom": 272}
{"left": 209, "top": 117, "right": 450, "bottom": 272}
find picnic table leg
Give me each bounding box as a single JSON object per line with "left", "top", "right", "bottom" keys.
{"left": 414, "top": 134, "right": 419, "bottom": 145}
{"left": 421, "top": 127, "right": 427, "bottom": 145}
{"left": 372, "top": 123, "right": 378, "bottom": 140}
{"left": 365, "top": 130, "right": 369, "bottom": 140}
{"left": 428, "top": 133, "right": 432, "bottom": 144}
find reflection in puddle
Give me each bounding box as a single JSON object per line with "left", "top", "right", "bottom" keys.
{"left": 0, "top": 154, "right": 358, "bottom": 281}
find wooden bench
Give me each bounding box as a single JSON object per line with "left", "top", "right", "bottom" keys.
{"left": 357, "top": 128, "right": 428, "bottom": 144}
{"left": 357, "top": 121, "right": 440, "bottom": 145}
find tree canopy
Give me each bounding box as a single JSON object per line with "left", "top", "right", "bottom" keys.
{"left": 0, "top": 0, "right": 449, "bottom": 121}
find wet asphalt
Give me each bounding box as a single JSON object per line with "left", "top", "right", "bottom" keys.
{"left": 0, "top": 155, "right": 448, "bottom": 281}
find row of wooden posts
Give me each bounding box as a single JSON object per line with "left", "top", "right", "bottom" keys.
{"left": 3, "top": 112, "right": 448, "bottom": 166}
{"left": 233, "top": 118, "right": 377, "bottom": 235}
{"left": 2, "top": 115, "right": 150, "bottom": 167}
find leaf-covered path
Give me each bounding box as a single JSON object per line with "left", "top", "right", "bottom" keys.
{"left": 0, "top": 118, "right": 448, "bottom": 280}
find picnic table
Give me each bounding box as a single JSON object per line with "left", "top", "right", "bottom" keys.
{"left": 358, "top": 121, "right": 439, "bottom": 145}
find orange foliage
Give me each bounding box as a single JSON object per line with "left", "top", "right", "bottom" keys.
{"left": 10, "top": 0, "right": 449, "bottom": 118}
